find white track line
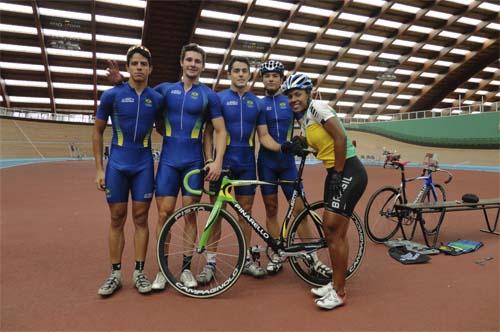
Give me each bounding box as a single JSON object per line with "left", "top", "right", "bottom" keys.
{"left": 13, "top": 121, "right": 45, "bottom": 159}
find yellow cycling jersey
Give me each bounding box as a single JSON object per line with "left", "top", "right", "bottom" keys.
{"left": 301, "top": 101, "right": 356, "bottom": 168}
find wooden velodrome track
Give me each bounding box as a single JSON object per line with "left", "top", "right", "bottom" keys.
{"left": 1, "top": 118, "right": 499, "bottom": 331}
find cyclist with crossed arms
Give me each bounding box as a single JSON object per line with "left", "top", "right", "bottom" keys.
{"left": 282, "top": 73, "right": 368, "bottom": 310}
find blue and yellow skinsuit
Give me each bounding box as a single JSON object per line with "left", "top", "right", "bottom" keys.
{"left": 154, "top": 81, "right": 222, "bottom": 196}
{"left": 96, "top": 83, "right": 163, "bottom": 203}
{"left": 217, "top": 88, "right": 265, "bottom": 196}
{"left": 257, "top": 94, "right": 302, "bottom": 199}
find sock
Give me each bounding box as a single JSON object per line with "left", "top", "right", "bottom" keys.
{"left": 135, "top": 261, "right": 145, "bottom": 271}
{"left": 112, "top": 263, "right": 121, "bottom": 272}
{"left": 182, "top": 255, "right": 192, "bottom": 271}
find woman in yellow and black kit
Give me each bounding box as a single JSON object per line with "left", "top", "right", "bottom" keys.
{"left": 281, "top": 73, "right": 368, "bottom": 310}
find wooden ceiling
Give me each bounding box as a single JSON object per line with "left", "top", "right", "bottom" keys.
{"left": 0, "top": 0, "right": 498, "bottom": 116}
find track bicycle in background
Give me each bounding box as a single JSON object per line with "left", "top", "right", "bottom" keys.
{"left": 364, "top": 152, "right": 453, "bottom": 243}
{"left": 156, "top": 150, "right": 366, "bottom": 298}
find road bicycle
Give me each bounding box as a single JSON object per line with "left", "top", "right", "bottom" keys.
{"left": 157, "top": 151, "right": 366, "bottom": 298}
{"left": 364, "top": 152, "right": 453, "bottom": 243}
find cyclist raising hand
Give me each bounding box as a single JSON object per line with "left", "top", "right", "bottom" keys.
{"left": 282, "top": 73, "right": 368, "bottom": 310}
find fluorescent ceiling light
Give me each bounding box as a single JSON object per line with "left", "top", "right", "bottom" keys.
{"left": 373, "top": 92, "right": 389, "bottom": 97}
{"left": 315, "top": 44, "right": 341, "bottom": 52}
{"left": 97, "top": 85, "right": 113, "bottom": 91}
{"left": 239, "top": 34, "right": 272, "bottom": 43}
{"left": 199, "top": 77, "right": 214, "bottom": 84}
{"left": 326, "top": 29, "right": 354, "bottom": 38}
{"left": 487, "top": 23, "right": 500, "bottom": 31}
{"left": 278, "top": 39, "right": 307, "bottom": 47}
{"left": 204, "top": 63, "right": 220, "bottom": 70}
{"left": 339, "top": 12, "right": 369, "bottom": 23}
{"left": 383, "top": 81, "right": 400, "bottom": 86}
{"left": 39, "top": 7, "right": 90, "bottom": 21}
{"left": 408, "top": 56, "right": 428, "bottom": 63}
{"left": 345, "top": 90, "right": 365, "bottom": 96}
{"left": 451, "top": 109, "right": 463, "bottom": 114}
{"left": 475, "top": 90, "right": 488, "bottom": 95}
{"left": 483, "top": 67, "right": 497, "bottom": 72}
{"left": 337, "top": 101, "right": 355, "bottom": 107}
{"left": 247, "top": 16, "right": 282, "bottom": 27}
{"left": 201, "top": 10, "right": 240, "bottom": 22}
{"left": 423, "top": 44, "right": 444, "bottom": 51}
{"left": 0, "top": 23, "right": 37, "bottom": 35}
{"left": 96, "top": 0, "right": 147, "bottom": 8}
{"left": 299, "top": 5, "right": 334, "bottom": 17}
{"left": 408, "top": 83, "right": 424, "bottom": 89}
{"left": 446, "top": 0, "right": 473, "bottom": 5}
{"left": 327, "top": 75, "right": 349, "bottom": 81}
{"left": 450, "top": 48, "right": 470, "bottom": 55}
{"left": 97, "top": 34, "right": 142, "bottom": 45}
{"left": 468, "top": 77, "right": 481, "bottom": 83}
{"left": 391, "top": 3, "right": 420, "bottom": 14}
{"left": 96, "top": 15, "right": 143, "bottom": 27}
{"left": 431, "top": 108, "right": 443, "bottom": 112}
{"left": 231, "top": 49, "right": 264, "bottom": 58}
{"left": 490, "top": 80, "right": 500, "bottom": 85}
{"left": 353, "top": 114, "right": 370, "bottom": 119}
{"left": 56, "top": 98, "right": 95, "bottom": 106}
{"left": 336, "top": 62, "right": 360, "bottom": 69}
{"left": 336, "top": 113, "right": 347, "bottom": 118}
{"left": 387, "top": 105, "right": 402, "bottom": 110}
{"left": 454, "top": 88, "right": 468, "bottom": 93}
{"left": 48, "top": 48, "right": 92, "bottom": 58}
{"left": 53, "top": 82, "right": 93, "bottom": 90}
{"left": 356, "top": 78, "right": 376, "bottom": 84}
{"left": 4, "top": 79, "right": 47, "bottom": 88}
{"left": 0, "top": 43, "right": 41, "bottom": 54}
{"left": 439, "top": 30, "right": 461, "bottom": 39}
{"left": 256, "top": 0, "right": 293, "bottom": 10}
{"left": 97, "top": 52, "right": 126, "bottom": 61}
{"left": 377, "top": 115, "right": 393, "bottom": 120}
{"left": 254, "top": 82, "right": 265, "bottom": 88}
{"left": 483, "top": 102, "right": 493, "bottom": 106}
{"left": 395, "top": 69, "right": 414, "bottom": 75}
{"left": 362, "top": 103, "right": 379, "bottom": 108}
{"left": 304, "top": 58, "right": 329, "bottom": 66}
{"left": 348, "top": 48, "right": 372, "bottom": 56}
{"left": 379, "top": 53, "right": 401, "bottom": 60}
{"left": 0, "top": 3, "right": 32, "bottom": 14}
{"left": 360, "top": 34, "right": 386, "bottom": 43}
{"left": 219, "top": 79, "right": 231, "bottom": 85}
{"left": 0, "top": 62, "right": 44, "bottom": 71}
{"left": 318, "top": 87, "right": 338, "bottom": 93}
{"left": 10, "top": 96, "right": 51, "bottom": 103}
{"left": 295, "top": 72, "right": 319, "bottom": 79}
{"left": 442, "top": 98, "right": 455, "bottom": 103}
{"left": 200, "top": 46, "right": 226, "bottom": 54}
{"left": 435, "top": 60, "right": 454, "bottom": 67}
{"left": 289, "top": 23, "right": 319, "bottom": 33}
{"left": 195, "top": 28, "right": 232, "bottom": 39}
{"left": 375, "top": 19, "right": 402, "bottom": 29}
{"left": 366, "top": 65, "right": 388, "bottom": 72}
{"left": 426, "top": 10, "right": 452, "bottom": 20}
{"left": 467, "top": 36, "right": 488, "bottom": 43}
{"left": 457, "top": 17, "right": 481, "bottom": 26}
{"left": 408, "top": 25, "right": 434, "bottom": 34}
{"left": 269, "top": 54, "right": 297, "bottom": 62}
{"left": 462, "top": 100, "right": 475, "bottom": 105}
{"left": 393, "top": 39, "right": 416, "bottom": 47}
{"left": 479, "top": 2, "right": 500, "bottom": 12}
{"left": 421, "top": 72, "right": 439, "bottom": 78}
{"left": 43, "top": 29, "right": 90, "bottom": 40}
{"left": 353, "top": 0, "right": 386, "bottom": 6}
{"left": 396, "top": 94, "right": 413, "bottom": 100}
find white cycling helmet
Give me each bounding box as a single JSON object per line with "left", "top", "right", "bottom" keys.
{"left": 259, "top": 60, "right": 285, "bottom": 75}
{"left": 281, "top": 73, "right": 313, "bottom": 94}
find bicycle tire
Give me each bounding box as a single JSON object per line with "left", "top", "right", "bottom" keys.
{"left": 421, "top": 183, "right": 446, "bottom": 234}
{"left": 157, "top": 203, "right": 246, "bottom": 298}
{"left": 286, "top": 201, "right": 366, "bottom": 287}
{"left": 364, "top": 186, "right": 402, "bottom": 243}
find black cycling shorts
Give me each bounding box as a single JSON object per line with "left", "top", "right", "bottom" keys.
{"left": 324, "top": 156, "right": 368, "bottom": 217}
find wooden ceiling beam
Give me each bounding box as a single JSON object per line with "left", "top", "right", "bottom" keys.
{"left": 0, "top": 76, "right": 10, "bottom": 108}
{"left": 91, "top": 0, "right": 98, "bottom": 115}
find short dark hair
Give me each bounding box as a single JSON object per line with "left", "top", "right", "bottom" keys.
{"left": 126, "top": 45, "right": 152, "bottom": 66}
{"left": 180, "top": 43, "right": 206, "bottom": 65}
{"left": 228, "top": 56, "right": 250, "bottom": 72}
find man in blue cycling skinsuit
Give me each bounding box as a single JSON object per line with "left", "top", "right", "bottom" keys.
{"left": 201, "top": 57, "right": 292, "bottom": 282}
{"left": 93, "top": 46, "right": 163, "bottom": 296}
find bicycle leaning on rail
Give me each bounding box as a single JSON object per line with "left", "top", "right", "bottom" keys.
{"left": 156, "top": 150, "right": 366, "bottom": 298}
{"left": 364, "top": 153, "right": 453, "bottom": 243}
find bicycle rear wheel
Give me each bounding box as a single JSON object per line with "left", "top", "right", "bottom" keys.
{"left": 364, "top": 186, "right": 402, "bottom": 243}
{"left": 157, "top": 203, "right": 246, "bottom": 298}
{"left": 420, "top": 184, "right": 446, "bottom": 234}
{"left": 286, "top": 201, "right": 366, "bottom": 287}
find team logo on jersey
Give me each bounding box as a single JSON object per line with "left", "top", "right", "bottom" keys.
{"left": 191, "top": 91, "right": 199, "bottom": 99}
{"left": 144, "top": 98, "right": 152, "bottom": 106}
{"left": 121, "top": 97, "right": 134, "bottom": 103}
{"left": 171, "top": 89, "right": 182, "bottom": 95}
{"left": 246, "top": 100, "right": 255, "bottom": 107}
{"left": 227, "top": 100, "right": 238, "bottom": 106}
{"left": 266, "top": 106, "right": 272, "bottom": 111}
{"left": 279, "top": 102, "right": 287, "bottom": 108}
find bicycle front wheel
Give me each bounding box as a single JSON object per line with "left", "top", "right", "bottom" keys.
{"left": 157, "top": 203, "right": 246, "bottom": 298}
{"left": 364, "top": 186, "right": 402, "bottom": 243}
{"left": 286, "top": 201, "right": 366, "bottom": 287}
